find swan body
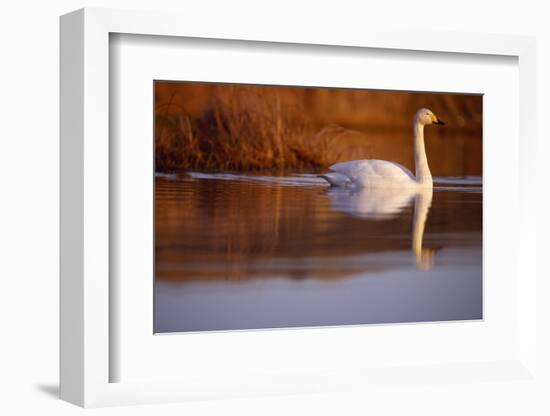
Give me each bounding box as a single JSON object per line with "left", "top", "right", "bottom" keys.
{"left": 321, "top": 108, "right": 444, "bottom": 189}
{"left": 322, "top": 160, "right": 415, "bottom": 188}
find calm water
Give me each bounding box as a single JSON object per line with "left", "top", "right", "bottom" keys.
{"left": 154, "top": 172, "right": 482, "bottom": 333}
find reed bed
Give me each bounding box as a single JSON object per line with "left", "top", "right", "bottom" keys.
{"left": 155, "top": 82, "right": 482, "bottom": 173}
{"left": 155, "top": 85, "right": 337, "bottom": 171}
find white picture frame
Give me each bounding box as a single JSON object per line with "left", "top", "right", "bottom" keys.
{"left": 60, "top": 7, "right": 538, "bottom": 408}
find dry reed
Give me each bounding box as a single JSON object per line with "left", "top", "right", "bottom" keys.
{"left": 155, "top": 82, "right": 482, "bottom": 173}
{"left": 155, "top": 85, "right": 336, "bottom": 171}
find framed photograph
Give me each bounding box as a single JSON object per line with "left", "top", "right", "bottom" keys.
{"left": 152, "top": 81, "right": 483, "bottom": 334}
{"left": 60, "top": 8, "right": 538, "bottom": 407}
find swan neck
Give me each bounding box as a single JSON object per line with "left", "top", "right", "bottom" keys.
{"left": 414, "top": 122, "right": 432, "bottom": 185}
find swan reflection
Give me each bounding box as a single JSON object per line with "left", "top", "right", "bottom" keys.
{"left": 327, "top": 187, "right": 435, "bottom": 270}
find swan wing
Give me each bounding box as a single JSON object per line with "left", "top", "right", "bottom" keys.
{"left": 330, "top": 160, "right": 415, "bottom": 188}
{"left": 319, "top": 172, "right": 350, "bottom": 186}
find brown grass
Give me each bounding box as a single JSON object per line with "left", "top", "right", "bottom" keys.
{"left": 155, "top": 82, "right": 482, "bottom": 173}
{"left": 155, "top": 85, "right": 339, "bottom": 171}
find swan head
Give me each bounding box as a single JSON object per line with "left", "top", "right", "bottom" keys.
{"left": 415, "top": 108, "right": 445, "bottom": 126}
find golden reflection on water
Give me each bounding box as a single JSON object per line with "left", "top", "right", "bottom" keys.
{"left": 155, "top": 174, "right": 481, "bottom": 282}
{"left": 154, "top": 173, "right": 482, "bottom": 332}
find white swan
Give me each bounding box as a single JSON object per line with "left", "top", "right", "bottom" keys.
{"left": 321, "top": 108, "right": 444, "bottom": 188}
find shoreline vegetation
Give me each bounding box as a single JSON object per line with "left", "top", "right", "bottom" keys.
{"left": 155, "top": 83, "right": 483, "bottom": 175}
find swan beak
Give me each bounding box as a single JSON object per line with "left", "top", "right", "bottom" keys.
{"left": 433, "top": 118, "right": 445, "bottom": 125}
